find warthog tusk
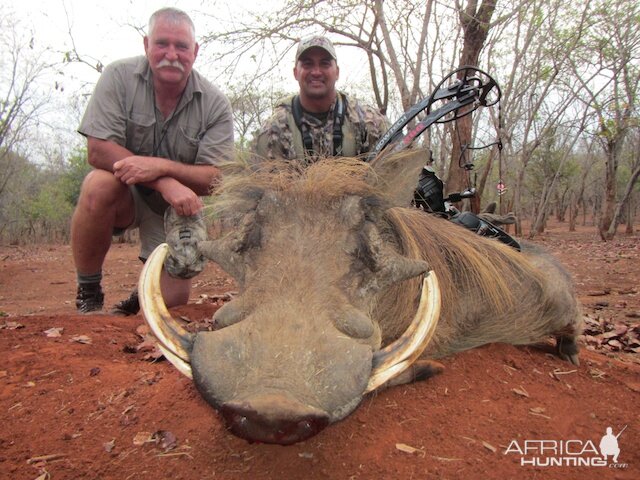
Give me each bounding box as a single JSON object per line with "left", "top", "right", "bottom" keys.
{"left": 139, "top": 243, "right": 194, "bottom": 378}
{"left": 365, "top": 271, "right": 441, "bottom": 393}
{"left": 156, "top": 344, "right": 193, "bottom": 379}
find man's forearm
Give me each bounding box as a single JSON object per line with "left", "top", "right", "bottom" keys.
{"left": 156, "top": 162, "right": 220, "bottom": 196}
{"left": 87, "top": 137, "right": 133, "bottom": 172}
{"left": 88, "top": 137, "right": 220, "bottom": 195}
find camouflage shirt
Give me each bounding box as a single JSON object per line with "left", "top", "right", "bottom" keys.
{"left": 252, "top": 93, "right": 389, "bottom": 164}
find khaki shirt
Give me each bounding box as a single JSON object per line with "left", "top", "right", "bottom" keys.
{"left": 252, "top": 93, "right": 389, "bottom": 163}
{"left": 78, "top": 56, "right": 234, "bottom": 212}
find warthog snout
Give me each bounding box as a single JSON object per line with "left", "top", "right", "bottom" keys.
{"left": 221, "top": 392, "right": 330, "bottom": 445}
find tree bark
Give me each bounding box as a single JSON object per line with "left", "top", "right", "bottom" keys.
{"left": 606, "top": 163, "right": 640, "bottom": 238}
{"left": 446, "top": 0, "right": 497, "bottom": 212}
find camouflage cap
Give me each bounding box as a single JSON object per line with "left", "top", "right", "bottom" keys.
{"left": 295, "top": 35, "right": 337, "bottom": 62}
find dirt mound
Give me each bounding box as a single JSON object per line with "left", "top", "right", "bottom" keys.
{"left": 1, "top": 222, "right": 638, "bottom": 479}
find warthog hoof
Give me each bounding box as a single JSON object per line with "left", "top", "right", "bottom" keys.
{"left": 556, "top": 335, "right": 580, "bottom": 366}
{"left": 380, "top": 359, "right": 445, "bottom": 389}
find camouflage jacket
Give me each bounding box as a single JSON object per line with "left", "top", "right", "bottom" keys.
{"left": 252, "top": 93, "right": 389, "bottom": 164}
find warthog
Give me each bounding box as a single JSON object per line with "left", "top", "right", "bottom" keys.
{"left": 139, "top": 151, "right": 582, "bottom": 445}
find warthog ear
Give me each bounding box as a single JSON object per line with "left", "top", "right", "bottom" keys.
{"left": 355, "top": 222, "right": 429, "bottom": 296}
{"left": 368, "top": 148, "right": 428, "bottom": 207}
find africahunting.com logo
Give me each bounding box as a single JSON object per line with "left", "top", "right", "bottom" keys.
{"left": 504, "top": 425, "right": 629, "bottom": 468}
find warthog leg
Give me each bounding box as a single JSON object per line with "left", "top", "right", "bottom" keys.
{"left": 378, "top": 360, "right": 445, "bottom": 390}
{"left": 555, "top": 335, "right": 580, "bottom": 366}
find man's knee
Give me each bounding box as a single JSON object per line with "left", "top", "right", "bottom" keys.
{"left": 160, "top": 271, "right": 191, "bottom": 308}
{"left": 78, "top": 170, "right": 133, "bottom": 215}
{"left": 80, "top": 169, "right": 124, "bottom": 200}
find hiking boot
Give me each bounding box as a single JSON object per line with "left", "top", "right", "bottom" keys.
{"left": 76, "top": 283, "right": 104, "bottom": 313}
{"left": 111, "top": 289, "right": 140, "bottom": 316}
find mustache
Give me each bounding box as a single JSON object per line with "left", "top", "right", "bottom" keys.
{"left": 156, "top": 59, "right": 185, "bottom": 71}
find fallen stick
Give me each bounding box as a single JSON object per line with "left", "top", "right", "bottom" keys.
{"left": 27, "top": 453, "right": 67, "bottom": 464}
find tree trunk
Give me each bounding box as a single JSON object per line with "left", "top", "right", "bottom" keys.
{"left": 529, "top": 181, "right": 550, "bottom": 238}
{"left": 569, "top": 197, "right": 576, "bottom": 232}
{"left": 476, "top": 149, "right": 493, "bottom": 205}
{"left": 445, "top": 0, "right": 497, "bottom": 212}
{"left": 625, "top": 195, "right": 634, "bottom": 234}
{"left": 606, "top": 163, "right": 640, "bottom": 238}
{"left": 598, "top": 147, "right": 618, "bottom": 240}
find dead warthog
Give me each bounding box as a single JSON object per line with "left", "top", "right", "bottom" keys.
{"left": 139, "top": 151, "right": 582, "bottom": 445}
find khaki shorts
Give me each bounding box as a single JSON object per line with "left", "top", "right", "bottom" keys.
{"left": 113, "top": 185, "right": 166, "bottom": 261}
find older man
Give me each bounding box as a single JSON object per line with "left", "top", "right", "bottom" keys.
{"left": 72, "top": 7, "right": 234, "bottom": 314}
{"left": 253, "top": 35, "right": 388, "bottom": 162}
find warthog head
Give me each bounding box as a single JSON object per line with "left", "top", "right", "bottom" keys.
{"left": 140, "top": 152, "right": 442, "bottom": 444}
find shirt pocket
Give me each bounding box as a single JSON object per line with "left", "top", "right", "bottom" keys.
{"left": 173, "top": 125, "right": 202, "bottom": 164}
{"left": 126, "top": 112, "right": 155, "bottom": 155}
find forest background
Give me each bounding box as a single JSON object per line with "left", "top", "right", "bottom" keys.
{"left": 1, "top": 0, "right": 639, "bottom": 245}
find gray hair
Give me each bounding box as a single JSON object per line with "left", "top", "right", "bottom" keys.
{"left": 148, "top": 8, "right": 196, "bottom": 39}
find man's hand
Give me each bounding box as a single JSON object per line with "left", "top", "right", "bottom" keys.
{"left": 113, "top": 156, "right": 167, "bottom": 185}
{"left": 156, "top": 178, "right": 204, "bottom": 216}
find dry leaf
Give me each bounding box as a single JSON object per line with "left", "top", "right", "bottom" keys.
{"left": 133, "top": 432, "right": 154, "bottom": 446}
{"left": 1, "top": 321, "right": 25, "bottom": 330}
{"left": 103, "top": 439, "right": 115, "bottom": 453}
{"left": 395, "top": 443, "right": 421, "bottom": 454}
{"left": 529, "top": 407, "right": 552, "bottom": 419}
{"left": 512, "top": 386, "right": 529, "bottom": 398}
{"left": 70, "top": 335, "right": 92, "bottom": 344}
{"left": 142, "top": 345, "right": 164, "bottom": 362}
{"left": 136, "top": 338, "right": 158, "bottom": 353}
{"left": 606, "top": 339, "right": 623, "bottom": 349}
{"left": 44, "top": 327, "right": 63, "bottom": 337}
{"left": 135, "top": 324, "right": 151, "bottom": 337}
{"left": 614, "top": 324, "right": 629, "bottom": 335}
{"left": 153, "top": 430, "right": 178, "bottom": 451}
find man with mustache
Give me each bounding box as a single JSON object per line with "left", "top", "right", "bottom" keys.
{"left": 72, "top": 7, "right": 233, "bottom": 314}
{"left": 252, "top": 35, "right": 388, "bottom": 162}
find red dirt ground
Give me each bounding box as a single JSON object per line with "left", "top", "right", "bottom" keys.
{"left": 1, "top": 220, "right": 638, "bottom": 480}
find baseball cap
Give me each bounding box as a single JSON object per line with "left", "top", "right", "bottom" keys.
{"left": 295, "top": 35, "right": 337, "bottom": 62}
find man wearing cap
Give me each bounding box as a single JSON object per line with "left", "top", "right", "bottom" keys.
{"left": 252, "top": 35, "right": 389, "bottom": 162}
